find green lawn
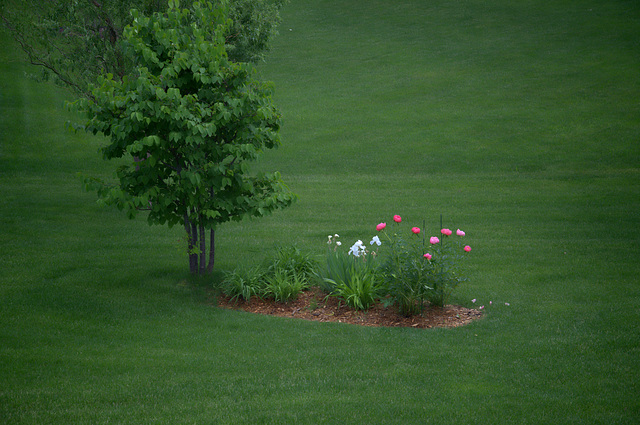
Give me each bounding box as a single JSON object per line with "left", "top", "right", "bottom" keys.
{"left": 1, "top": 0, "right": 639, "bottom": 423}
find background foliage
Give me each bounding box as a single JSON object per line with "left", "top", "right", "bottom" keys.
{"left": 0, "top": 0, "right": 287, "bottom": 96}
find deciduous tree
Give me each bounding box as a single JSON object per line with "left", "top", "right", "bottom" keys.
{"left": 72, "top": 0, "right": 295, "bottom": 273}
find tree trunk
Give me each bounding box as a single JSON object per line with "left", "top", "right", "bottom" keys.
{"left": 184, "top": 213, "right": 216, "bottom": 275}
{"left": 191, "top": 220, "right": 199, "bottom": 273}
{"left": 199, "top": 224, "right": 206, "bottom": 275}
{"left": 207, "top": 228, "right": 215, "bottom": 272}
{"left": 184, "top": 213, "right": 198, "bottom": 274}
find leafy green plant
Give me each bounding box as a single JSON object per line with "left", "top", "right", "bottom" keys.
{"left": 377, "top": 216, "right": 471, "bottom": 312}
{"left": 259, "top": 246, "right": 316, "bottom": 302}
{"left": 1, "top": 0, "right": 287, "bottom": 97}
{"left": 72, "top": 1, "right": 296, "bottom": 274}
{"left": 423, "top": 230, "right": 469, "bottom": 307}
{"left": 317, "top": 235, "right": 346, "bottom": 293}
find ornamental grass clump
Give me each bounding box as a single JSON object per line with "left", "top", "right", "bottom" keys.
{"left": 221, "top": 246, "right": 317, "bottom": 303}
{"left": 320, "top": 235, "right": 385, "bottom": 310}
{"left": 261, "top": 246, "right": 317, "bottom": 302}
{"left": 221, "top": 266, "right": 266, "bottom": 303}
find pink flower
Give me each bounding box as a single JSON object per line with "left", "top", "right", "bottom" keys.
{"left": 505, "top": 302, "right": 510, "bottom": 306}
{"left": 424, "top": 253, "right": 432, "bottom": 260}
{"left": 430, "top": 236, "right": 440, "bottom": 244}
{"left": 376, "top": 222, "right": 386, "bottom": 231}
{"left": 479, "top": 305, "right": 484, "bottom": 310}
{"left": 411, "top": 227, "right": 420, "bottom": 234}
{"left": 456, "top": 229, "right": 465, "bottom": 236}
{"left": 471, "top": 299, "right": 476, "bottom": 303}
{"left": 464, "top": 245, "right": 471, "bottom": 252}
{"left": 393, "top": 215, "right": 402, "bottom": 223}
{"left": 441, "top": 228, "right": 452, "bottom": 236}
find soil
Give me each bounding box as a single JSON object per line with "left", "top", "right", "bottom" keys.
{"left": 215, "top": 287, "right": 483, "bottom": 329}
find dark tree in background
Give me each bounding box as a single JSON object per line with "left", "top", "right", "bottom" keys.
{"left": 0, "top": 0, "right": 288, "bottom": 97}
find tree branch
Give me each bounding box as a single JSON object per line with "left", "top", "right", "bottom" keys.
{"left": 0, "top": 13, "right": 94, "bottom": 99}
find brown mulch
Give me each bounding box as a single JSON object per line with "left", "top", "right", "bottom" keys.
{"left": 215, "top": 287, "right": 483, "bottom": 329}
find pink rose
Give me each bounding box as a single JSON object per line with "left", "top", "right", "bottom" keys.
{"left": 456, "top": 229, "right": 465, "bottom": 236}
{"left": 430, "top": 236, "right": 440, "bottom": 244}
{"left": 393, "top": 215, "right": 402, "bottom": 223}
{"left": 376, "top": 222, "right": 386, "bottom": 231}
{"left": 464, "top": 245, "right": 471, "bottom": 252}
{"left": 423, "top": 253, "right": 432, "bottom": 260}
{"left": 411, "top": 227, "right": 420, "bottom": 234}
{"left": 441, "top": 228, "right": 452, "bottom": 236}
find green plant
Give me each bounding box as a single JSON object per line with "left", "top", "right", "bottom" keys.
{"left": 72, "top": 1, "right": 296, "bottom": 274}
{"left": 321, "top": 236, "right": 384, "bottom": 310}
{"left": 261, "top": 268, "right": 308, "bottom": 303}
{"left": 222, "top": 246, "right": 315, "bottom": 303}
{"left": 423, "top": 229, "right": 469, "bottom": 307}
{"left": 259, "top": 245, "right": 316, "bottom": 302}
{"left": 266, "top": 245, "right": 317, "bottom": 283}
{"left": 221, "top": 266, "right": 265, "bottom": 303}
{"left": 376, "top": 217, "right": 471, "bottom": 313}
{"left": 317, "top": 235, "right": 346, "bottom": 293}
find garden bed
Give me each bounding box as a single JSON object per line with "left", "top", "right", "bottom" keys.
{"left": 216, "top": 287, "right": 482, "bottom": 329}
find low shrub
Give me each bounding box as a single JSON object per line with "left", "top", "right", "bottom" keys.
{"left": 376, "top": 217, "right": 471, "bottom": 312}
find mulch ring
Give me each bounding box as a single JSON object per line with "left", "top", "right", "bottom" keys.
{"left": 215, "top": 287, "right": 483, "bottom": 329}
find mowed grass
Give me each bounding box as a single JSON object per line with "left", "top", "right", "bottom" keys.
{"left": 1, "top": 0, "right": 639, "bottom": 423}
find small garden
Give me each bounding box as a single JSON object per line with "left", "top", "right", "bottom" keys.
{"left": 218, "top": 215, "right": 485, "bottom": 328}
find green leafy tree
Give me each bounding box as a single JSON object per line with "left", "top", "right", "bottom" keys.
{"left": 73, "top": 0, "right": 295, "bottom": 273}
{"left": 0, "top": 0, "right": 287, "bottom": 97}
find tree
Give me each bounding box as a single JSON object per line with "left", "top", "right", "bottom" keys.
{"left": 0, "top": 0, "right": 287, "bottom": 97}
{"left": 72, "top": 0, "right": 295, "bottom": 273}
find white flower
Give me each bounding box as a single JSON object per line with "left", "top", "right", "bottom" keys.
{"left": 336, "top": 241, "right": 342, "bottom": 246}
{"left": 349, "top": 240, "right": 366, "bottom": 257}
{"left": 370, "top": 235, "right": 381, "bottom": 246}
{"left": 334, "top": 234, "right": 339, "bottom": 238}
